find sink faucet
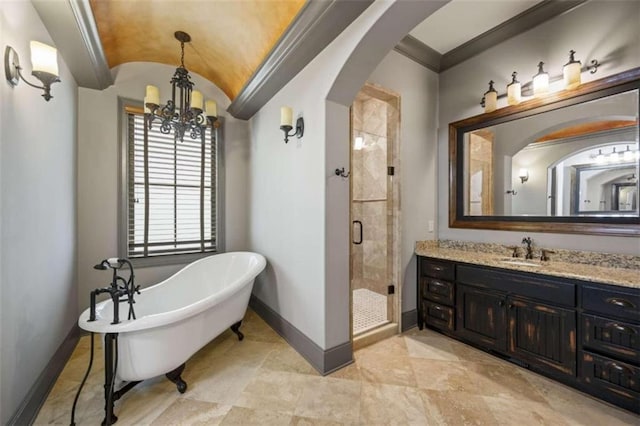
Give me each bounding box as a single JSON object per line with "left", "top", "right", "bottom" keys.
{"left": 521, "top": 237, "right": 533, "bottom": 259}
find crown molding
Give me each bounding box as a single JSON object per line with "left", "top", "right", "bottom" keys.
{"left": 395, "top": 0, "right": 587, "bottom": 73}
{"left": 228, "top": 0, "right": 374, "bottom": 120}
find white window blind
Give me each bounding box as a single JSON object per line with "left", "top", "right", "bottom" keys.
{"left": 127, "top": 112, "right": 217, "bottom": 258}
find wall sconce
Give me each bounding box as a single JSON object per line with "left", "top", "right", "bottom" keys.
{"left": 506, "top": 72, "right": 521, "bottom": 106}
{"left": 483, "top": 80, "right": 498, "bottom": 113}
{"left": 4, "top": 41, "right": 60, "bottom": 101}
{"left": 532, "top": 61, "right": 549, "bottom": 97}
{"left": 280, "top": 106, "right": 304, "bottom": 143}
{"left": 518, "top": 168, "right": 529, "bottom": 184}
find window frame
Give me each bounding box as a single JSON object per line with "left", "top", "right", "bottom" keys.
{"left": 118, "top": 98, "right": 225, "bottom": 267}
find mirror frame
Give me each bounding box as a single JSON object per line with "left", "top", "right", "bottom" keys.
{"left": 449, "top": 67, "right": 640, "bottom": 237}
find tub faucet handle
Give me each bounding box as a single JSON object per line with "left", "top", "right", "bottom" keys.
{"left": 540, "top": 249, "right": 555, "bottom": 262}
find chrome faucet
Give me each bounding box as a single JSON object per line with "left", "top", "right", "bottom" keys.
{"left": 521, "top": 237, "right": 533, "bottom": 259}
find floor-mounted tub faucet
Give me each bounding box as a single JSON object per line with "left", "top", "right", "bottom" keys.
{"left": 522, "top": 237, "right": 533, "bottom": 259}
{"left": 89, "top": 258, "right": 139, "bottom": 324}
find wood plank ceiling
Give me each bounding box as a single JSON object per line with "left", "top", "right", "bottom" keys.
{"left": 89, "top": 0, "right": 306, "bottom": 100}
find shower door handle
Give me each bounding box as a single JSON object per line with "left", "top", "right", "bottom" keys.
{"left": 353, "top": 220, "right": 363, "bottom": 245}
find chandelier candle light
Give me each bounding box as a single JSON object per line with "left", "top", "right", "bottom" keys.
{"left": 144, "top": 31, "right": 217, "bottom": 142}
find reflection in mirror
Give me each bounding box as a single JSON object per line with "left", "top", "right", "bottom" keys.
{"left": 463, "top": 89, "right": 639, "bottom": 217}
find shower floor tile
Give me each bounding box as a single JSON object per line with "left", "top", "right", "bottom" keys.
{"left": 353, "top": 288, "right": 388, "bottom": 335}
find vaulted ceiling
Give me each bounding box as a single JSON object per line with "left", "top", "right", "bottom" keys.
{"left": 89, "top": 0, "right": 306, "bottom": 100}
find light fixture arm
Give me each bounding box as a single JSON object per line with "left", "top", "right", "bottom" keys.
{"left": 4, "top": 46, "right": 60, "bottom": 101}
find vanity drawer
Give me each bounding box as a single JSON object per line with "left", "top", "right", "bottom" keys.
{"left": 581, "top": 350, "right": 640, "bottom": 413}
{"left": 457, "top": 265, "right": 575, "bottom": 306}
{"left": 422, "top": 300, "right": 455, "bottom": 332}
{"left": 422, "top": 277, "right": 455, "bottom": 306}
{"left": 582, "top": 314, "right": 640, "bottom": 364}
{"left": 420, "top": 258, "right": 455, "bottom": 281}
{"left": 582, "top": 286, "right": 640, "bottom": 322}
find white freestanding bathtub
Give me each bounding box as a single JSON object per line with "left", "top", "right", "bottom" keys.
{"left": 78, "top": 251, "right": 266, "bottom": 382}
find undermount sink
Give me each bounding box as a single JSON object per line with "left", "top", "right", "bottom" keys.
{"left": 499, "top": 259, "right": 541, "bottom": 267}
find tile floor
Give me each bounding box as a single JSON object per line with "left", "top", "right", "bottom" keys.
{"left": 35, "top": 309, "right": 638, "bottom": 425}
{"left": 352, "top": 288, "right": 388, "bottom": 335}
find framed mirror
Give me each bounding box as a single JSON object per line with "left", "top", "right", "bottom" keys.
{"left": 450, "top": 67, "right": 640, "bottom": 236}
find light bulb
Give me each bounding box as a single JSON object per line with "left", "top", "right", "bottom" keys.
{"left": 595, "top": 149, "right": 605, "bottom": 164}
{"left": 623, "top": 145, "right": 634, "bottom": 162}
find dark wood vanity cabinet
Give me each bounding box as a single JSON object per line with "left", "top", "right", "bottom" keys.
{"left": 507, "top": 296, "right": 576, "bottom": 376}
{"left": 580, "top": 285, "right": 640, "bottom": 412}
{"left": 417, "top": 258, "right": 455, "bottom": 332}
{"left": 456, "top": 284, "right": 507, "bottom": 351}
{"left": 455, "top": 265, "right": 576, "bottom": 377}
{"left": 417, "top": 255, "right": 639, "bottom": 413}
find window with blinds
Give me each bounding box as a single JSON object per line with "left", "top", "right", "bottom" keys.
{"left": 126, "top": 111, "right": 217, "bottom": 258}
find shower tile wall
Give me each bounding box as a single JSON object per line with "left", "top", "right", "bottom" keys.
{"left": 351, "top": 95, "right": 388, "bottom": 294}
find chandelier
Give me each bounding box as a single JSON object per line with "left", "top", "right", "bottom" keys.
{"left": 144, "top": 31, "right": 218, "bottom": 142}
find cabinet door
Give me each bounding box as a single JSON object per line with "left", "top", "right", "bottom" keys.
{"left": 508, "top": 297, "right": 576, "bottom": 377}
{"left": 456, "top": 284, "right": 507, "bottom": 352}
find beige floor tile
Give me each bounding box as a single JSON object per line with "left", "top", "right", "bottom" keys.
{"left": 359, "top": 382, "right": 433, "bottom": 425}
{"left": 464, "top": 361, "right": 548, "bottom": 403}
{"left": 483, "top": 395, "right": 569, "bottom": 426}
{"left": 327, "top": 362, "right": 362, "bottom": 381}
{"left": 261, "top": 345, "right": 320, "bottom": 376}
{"left": 150, "top": 398, "right": 231, "bottom": 425}
{"left": 355, "top": 334, "right": 408, "bottom": 359}
{"left": 410, "top": 358, "right": 478, "bottom": 392}
{"left": 289, "top": 416, "right": 347, "bottom": 425}
{"left": 182, "top": 355, "right": 260, "bottom": 405}
{"left": 358, "top": 353, "right": 417, "bottom": 387}
{"left": 219, "top": 406, "right": 293, "bottom": 426}
{"left": 294, "top": 377, "right": 361, "bottom": 423}
{"left": 420, "top": 389, "right": 500, "bottom": 425}
{"left": 404, "top": 334, "right": 460, "bottom": 361}
{"left": 235, "top": 369, "right": 312, "bottom": 414}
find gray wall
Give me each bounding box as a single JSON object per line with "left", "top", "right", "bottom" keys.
{"left": 367, "top": 50, "right": 438, "bottom": 315}
{"left": 0, "top": 1, "right": 78, "bottom": 422}
{"left": 77, "top": 62, "right": 250, "bottom": 311}
{"left": 438, "top": 0, "right": 640, "bottom": 254}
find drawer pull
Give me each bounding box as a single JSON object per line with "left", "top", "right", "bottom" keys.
{"left": 430, "top": 281, "right": 447, "bottom": 288}
{"left": 606, "top": 361, "right": 633, "bottom": 375}
{"left": 606, "top": 322, "right": 636, "bottom": 334}
{"left": 605, "top": 298, "right": 636, "bottom": 309}
{"left": 432, "top": 305, "right": 444, "bottom": 311}
{"left": 432, "top": 266, "right": 443, "bottom": 271}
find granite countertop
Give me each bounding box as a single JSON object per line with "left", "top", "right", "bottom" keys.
{"left": 415, "top": 241, "right": 639, "bottom": 289}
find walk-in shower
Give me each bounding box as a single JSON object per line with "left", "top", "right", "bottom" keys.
{"left": 350, "top": 83, "right": 400, "bottom": 342}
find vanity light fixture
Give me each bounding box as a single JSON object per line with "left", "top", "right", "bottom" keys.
{"left": 483, "top": 80, "right": 498, "bottom": 113}
{"left": 532, "top": 62, "right": 549, "bottom": 97}
{"left": 4, "top": 41, "right": 60, "bottom": 101}
{"left": 518, "top": 168, "right": 529, "bottom": 184}
{"left": 594, "top": 149, "right": 606, "bottom": 164}
{"left": 479, "top": 53, "right": 599, "bottom": 109}
{"left": 563, "top": 50, "right": 582, "bottom": 90}
{"left": 280, "top": 106, "right": 304, "bottom": 143}
{"left": 506, "top": 72, "right": 521, "bottom": 106}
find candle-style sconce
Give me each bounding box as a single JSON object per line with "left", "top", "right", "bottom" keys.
{"left": 280, "top": 106, "right": 304, "bottom": 143}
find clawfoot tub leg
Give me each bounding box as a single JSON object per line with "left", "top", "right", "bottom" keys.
{"left": 165, "top": 363, "right": 188, "bottom": 393}
{"left": 230, "top": 320, "right": 244, "bottom": 341}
